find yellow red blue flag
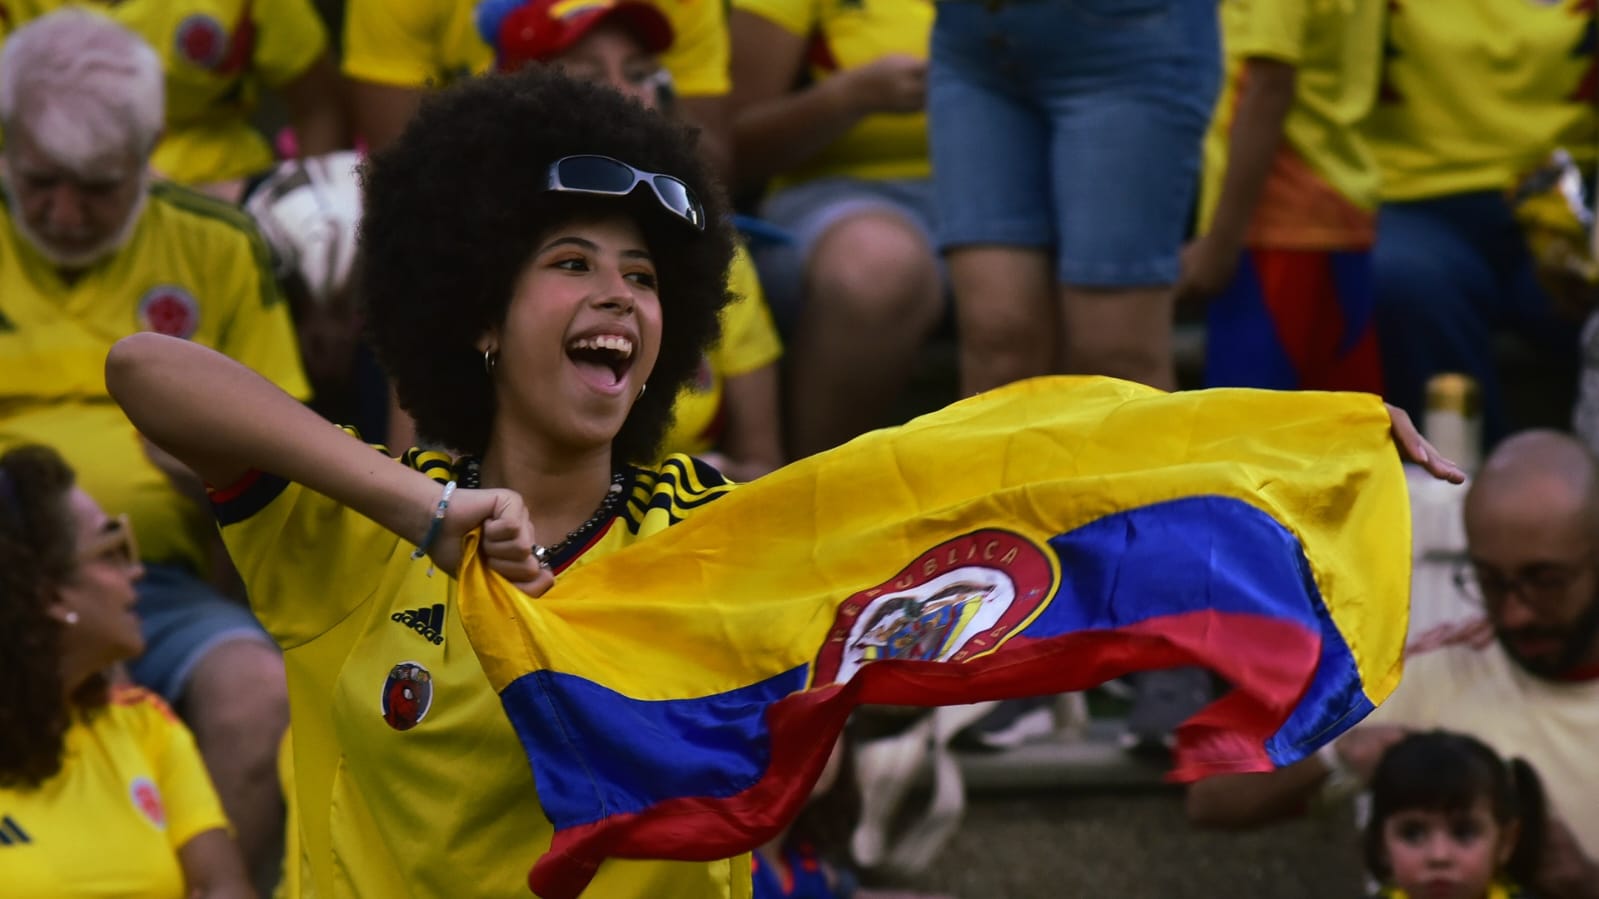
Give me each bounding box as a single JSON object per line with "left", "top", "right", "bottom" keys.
{"left": 458, "top": 377, "right": 1413, "bottom": 898}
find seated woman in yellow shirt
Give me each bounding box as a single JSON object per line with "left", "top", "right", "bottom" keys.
{"left": 0, "top": 444, "right": 250, "bottom": 898}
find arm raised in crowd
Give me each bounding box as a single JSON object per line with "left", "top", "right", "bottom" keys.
{"left": 105, "top": 333, "right": 549, "bottom": 593}
{"left": 729, "top": 10, "right": 924, "bottom": 193}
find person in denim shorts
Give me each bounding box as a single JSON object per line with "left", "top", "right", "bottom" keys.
{"left": 928, "top": 0, "right": 1221, "bottom": 395}
{"left": 929, "top": 0, "right": 1222, "bottom": 752}
{"left": 731, "top": 0, "right": 942, "bottom": 459}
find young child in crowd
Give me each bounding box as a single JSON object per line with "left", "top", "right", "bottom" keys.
{"left": 1365, "top": 730, "right": 1546, "bottom": 899}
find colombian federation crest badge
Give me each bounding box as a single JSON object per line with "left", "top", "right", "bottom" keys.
{"left": 812, "top": 529, "right": 1057, "bottom": 687}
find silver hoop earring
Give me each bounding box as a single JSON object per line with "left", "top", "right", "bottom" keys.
{"left": 483, "top": 348, "right": 498, "bottom": 374}
{"left": 637, "top": 383, "right": 647, "bottom": 400}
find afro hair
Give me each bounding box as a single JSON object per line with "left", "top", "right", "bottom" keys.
{"left": 358, "top": 66, "right": 737, "bottom": 462}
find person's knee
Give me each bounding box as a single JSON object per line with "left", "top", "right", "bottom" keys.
{"left": 807, "top": 213, "right": 942, "bottom": 328}
{"left": 180, "top": 638, "right": 289, "bottom": 756}
{"left": 1063, "top": 286, "right": 1174, "bottom": 383}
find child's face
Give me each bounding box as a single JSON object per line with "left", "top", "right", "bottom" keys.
{"left": 1383, "top": 799, "right": 1516, "bottom": 899}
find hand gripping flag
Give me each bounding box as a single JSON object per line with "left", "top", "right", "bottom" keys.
{"left": 458, "top": 377, "right": 1413, "bottom": 898}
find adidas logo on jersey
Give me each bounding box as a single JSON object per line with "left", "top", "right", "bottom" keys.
{"left": 392, "top": 603, "right": 445, "bottom": 646}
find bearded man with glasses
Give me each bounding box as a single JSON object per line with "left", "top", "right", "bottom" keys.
{"left": 1187, "top": 429, "right": 1599, "bottom": 899}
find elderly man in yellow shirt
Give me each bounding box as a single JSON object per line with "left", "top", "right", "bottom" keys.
{"left": 0, "top": 9, "right": 309, "bottom": 879}
{"left": 0, "top": 0, "right": 347, "bottom": 202}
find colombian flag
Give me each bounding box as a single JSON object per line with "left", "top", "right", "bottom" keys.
{"left": 458, "top": 377, "right": 1412, "bottom": 899}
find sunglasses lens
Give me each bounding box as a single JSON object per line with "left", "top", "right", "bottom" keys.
{"left": 652, "top": 176, "right": 703, "bottom": 229}
{"left": 556, "top": 155, "right": 638, "bottom": 194}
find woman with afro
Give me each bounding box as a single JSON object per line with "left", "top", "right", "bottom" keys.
{"left": 108, "top": 68, "right": 746, "bottom": 897}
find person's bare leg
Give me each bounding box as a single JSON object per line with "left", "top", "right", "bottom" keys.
{"left": 947, "top": 245, "right": 1056, "bottom": 397}
{"left": 1060, "top": 284, "right": 1177, "bottom": 390}
{"left": 786, "top": 212, "right": 943, "bottom": 459}
{"left": 180, "top": 638, "right": 289, "bottom": 881}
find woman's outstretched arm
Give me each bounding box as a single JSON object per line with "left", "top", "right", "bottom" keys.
{"left": 106, "top": 333, "right": 549, "bottom": 590}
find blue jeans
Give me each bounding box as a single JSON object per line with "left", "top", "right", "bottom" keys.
{"left": 126, "top": 564, "right": 274, "bottom": 702}
{"left": 928, "top": 0, "right": 1221, "bottom": 287}
{"left": 1374, "top": 192, "right": 1578, "bottom": 444}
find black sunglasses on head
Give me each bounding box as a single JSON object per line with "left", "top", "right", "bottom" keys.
{"left": 545, "top": 154, "right": 705, "bottom": 231}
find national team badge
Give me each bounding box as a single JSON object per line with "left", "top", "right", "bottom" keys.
{"left": 381, "top": 661, "right": 434, "bottom": 731}
{"left": 175, "top": 14, "right": 225, "bottom": 68}
{"left": 130, "top": 776, "right": 166, "bottom": 829}
{"left": 137, "top": 285, "right": 200, "bottom": 339}
{"left": 811, "top": 529, "right": 1057, "bottom": 687}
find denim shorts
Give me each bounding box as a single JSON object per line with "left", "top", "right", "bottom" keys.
{"left": 928, "top": 0, "right": 1221, "bottom": 288}
{"left": 126, "top": 564, "right": 275, "bottom": 702}
{"left": 753, "top": 176, "right": 943, "bottom": 334}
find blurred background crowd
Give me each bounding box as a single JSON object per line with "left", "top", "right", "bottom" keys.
{"left": 0, "top": 0, "right": 1595, "bottom": 896}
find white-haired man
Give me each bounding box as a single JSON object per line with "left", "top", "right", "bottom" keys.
{"left": 0, "top": 8, "right": 307, "bottom": 877}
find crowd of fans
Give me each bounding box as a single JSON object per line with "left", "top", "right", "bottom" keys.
{"left": 0, "top": 0, "right": 1594, "bottom": 896}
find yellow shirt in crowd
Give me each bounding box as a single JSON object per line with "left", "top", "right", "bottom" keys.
{"left": 0, "top": 688, "right": 230, "bottom": 898}
{"left": 0, "top": 0, "right": 330, "bottom": 185}
{"left": 1200, "top": 0, "right": 1384, "bottom": 249}
{"left": 0, "top": 182, "right": 308, "bottom": 572}
{"left": 216, "top": 447, "right": 751, "bottom": 899}
{"left": 341, "top": 0, "right": 732, "bottom": 98}
{"left": 733, "top": 0, "right": 932, "bottom": 184}
{"left": 663, "top": 246, "right": 782, "bottom": 458}
{"left": 1368, "top": 0, "right": 1598, "bottom": 201}
{"left": 1365, "top": 641, "right": 1599, "bottom": 859}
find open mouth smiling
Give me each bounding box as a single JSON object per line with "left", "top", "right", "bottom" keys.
{"left": 566, "top": 333, "right": 636, "bottom": 390}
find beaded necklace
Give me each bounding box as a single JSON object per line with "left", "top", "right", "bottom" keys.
{"left": 457, "top": 458, "right": 630, "bottom": 560}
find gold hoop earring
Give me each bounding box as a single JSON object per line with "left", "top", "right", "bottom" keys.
{"left": 483, "top": 348, "right": 497, "bottom": 374}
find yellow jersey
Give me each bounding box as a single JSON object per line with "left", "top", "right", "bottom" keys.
{"left": 1368, "top": 0, "right": 1598, "bottom": 201}
{"left": 214, "top": 445, "right": 752, "bottom": 899}
{"left": 0, "top": 0, "right": 330, "bottom": 185}
{"left": 733, "top": 0, "right": 932, "bottom": 184}
{"left": 0, "top": 182, "right": 309, "bottom": 572}
{"left": 342, "top": 0, "right": 731, "bottom": 98}
{"left": 1200, "top": 0, "right": 1384, "bottom": 249}
{"left": 663, "top": 246, "right": 782, "bottom": 458}
{"left": 0, "top": 687, "right": 230, "bottom": 899}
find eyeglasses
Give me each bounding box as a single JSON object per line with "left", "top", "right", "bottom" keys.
{"left": 545, "top": 155, "right": 705, "bottom": 231}
{"left": 78, "top": 513, "right": 140, "bottom": 569}
{"left": 1452, "top": 557, "right": 1593, "bottom": 611}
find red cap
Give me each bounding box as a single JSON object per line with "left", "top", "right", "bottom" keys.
{"left": 495, "top": 0, "right": 674, "bottom": 73}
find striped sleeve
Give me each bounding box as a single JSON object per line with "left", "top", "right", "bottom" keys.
{"left": 622, "top": 454, "right": 739, "bottom": 535}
